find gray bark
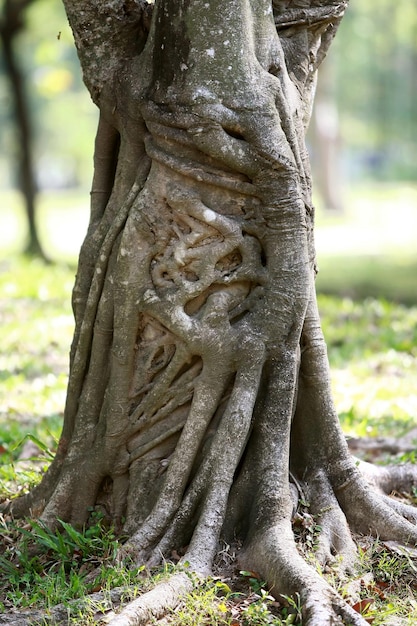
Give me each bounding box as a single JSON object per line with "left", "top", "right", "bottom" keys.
{"left": 5, "top": 2, "right": 417, "bottom": 624}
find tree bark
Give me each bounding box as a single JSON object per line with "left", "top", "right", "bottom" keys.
{"left": 5, "top": 1, "right": 417, "bottom": 624}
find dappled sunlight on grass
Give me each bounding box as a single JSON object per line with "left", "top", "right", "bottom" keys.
{"left": 319, "top": 295, "right": 417, "bottom": 437}
{"left": 331, "top": 358, "right": 417, "bottom": 438}
{"left": 0, "top": 258, "right": 74, "bottom": 455}
{"left": 315, "top": 183, "right": 417, "bottom": 257}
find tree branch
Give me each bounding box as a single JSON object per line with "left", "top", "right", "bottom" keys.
{"left": 273, "top": 0, "right": 348, "bottom": 65}
{"left": 272, "top": 1, "right": 348, "bottom": 125}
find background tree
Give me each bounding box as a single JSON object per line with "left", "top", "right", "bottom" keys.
{"left": 0, "top": 0, "right": 46, "bottom": 259}
{"left": 0, "top": 0, "right": 97, "bottom": 260}
{"left": 333, "top": 0, "right": 417, "bottom": 181}
{"left": 5, "top": 1, "right": 417, "bottom": 624}
{"left": 308, "top": 57, "right": 344, "bottom": 213}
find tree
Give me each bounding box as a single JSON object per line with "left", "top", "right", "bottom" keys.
{"left": 0, "top": 0, "right": 47, "bottom": 260}
{"left": 308, "top": 59, "right": 344, "bottom": 212}
{"left": 333, "top": 0, "right": 417, "bottom": 181}
{"left": 5, "top": 1, "right": 417, "bottom": 624}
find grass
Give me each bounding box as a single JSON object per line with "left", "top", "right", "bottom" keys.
{"left": 0, "top": 184, "right": 417, "bottom": 623}
{"left": 2, "top": 520, "right": 416, "bottom": 625}
{"left": 0, "top": 257, "right": 73, "bottom": 477}
{"left": 320, "top": 295, "right": 417, "bottom": 439}
{"left": 0, "top": 513, "right": 169, "bottom": 623}
{"left": 339, "top": 536, "right": 417, "bottom": 626}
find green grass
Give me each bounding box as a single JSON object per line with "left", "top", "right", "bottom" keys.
{"left": 0, "top": 257, "right": 74, "bottom": 464}
{"left": 320, "top": 295, "right": 417, "bottom": 438}
{"left": 0, "top": 514, "right": 155, "bottom": 622}
{"left": 340, "top": 537, "right": 417, "bottom": 626}
{"left": 1, "top": 523, "right": 417, "bottom": 625}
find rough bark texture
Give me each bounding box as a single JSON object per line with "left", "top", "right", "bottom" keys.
{"left": 6, "top": 1, "right": 417, "bottom": 624}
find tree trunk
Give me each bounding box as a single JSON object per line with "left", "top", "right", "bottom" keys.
{"left": 7, "top": 1, "right": 417, "bottom": 624}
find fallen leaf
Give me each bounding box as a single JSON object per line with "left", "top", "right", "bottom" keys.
{"left": 352, "top": 597, "right": 374, "bottom": 614}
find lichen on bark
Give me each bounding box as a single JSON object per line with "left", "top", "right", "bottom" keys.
{"left": 5, "top": 1, "right": 417, "bottom": 624}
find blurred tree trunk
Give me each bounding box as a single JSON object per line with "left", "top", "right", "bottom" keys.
{"left": 309, "top": 58, "right": 344, "bottom": 213}
{"left": 0, "top": 0, "right": 48, "bottom": 260}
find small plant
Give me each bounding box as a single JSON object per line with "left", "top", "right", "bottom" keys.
{"left": 240, "top": 570, "right": 269, "bottom": 597}
{"left": 278, "top": 593, "right": 303, "bottom": 625}
{"left": 241, "top": 589, "right": 276, "bottom": 625}
{"left": 239, "top": 571, "right": 301, "bottom": 625}
{"left": 0, "top": 513, "right": 145, "bottom": 614}
{"left": 349, "top": 538, "right": 417, "bottom": 625}
{"left": 171, "top": 579, "right": 234, "bottom": 625}
{"left": 292, "top": 505, "right": 323, "bottom": 563}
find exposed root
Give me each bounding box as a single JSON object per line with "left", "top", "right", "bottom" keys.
{"left": 335, "top": 469, "right": 417, "bottom": 545}
{"left": 348, "top": 429, "right": 417, "bottom": 460}
{"left": 107, "top": 571, "right": 193, "bottom": 626}
{"left": 303, "top": 469, "right": 357, "bottom": 571}
{"left": 302, "top": 587, "right": 368, "bottom": 626}
{"left": 241, "top": 524, "right": 369, "bottom": 626}
{"left": 357, "top": 457, "right": 417, "bottom": 496}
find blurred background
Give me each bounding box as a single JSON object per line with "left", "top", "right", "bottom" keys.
{"left": 310, "top": 0, "right": 417, "bottom": 305}
{"left": 0, "top": 0, "right": 95, "bottom": 263}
